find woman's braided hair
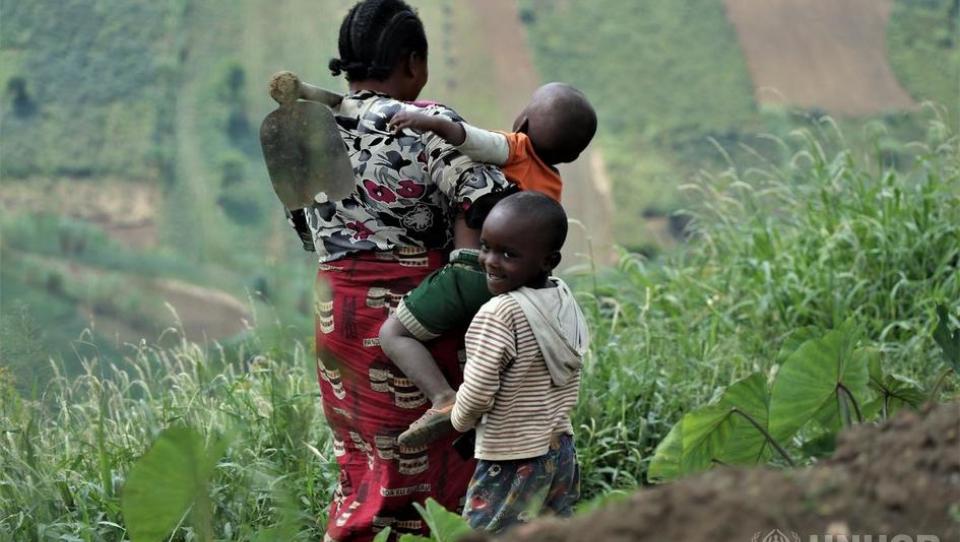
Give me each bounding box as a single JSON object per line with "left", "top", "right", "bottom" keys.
{"left": 329, "top": 0, "right": 427, "bottom": 82}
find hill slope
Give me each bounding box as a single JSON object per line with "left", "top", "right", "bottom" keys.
{"left": 725, "top": 0, "right": 917, "bottom": 115}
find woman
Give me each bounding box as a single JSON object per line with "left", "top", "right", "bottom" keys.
{"left": 290, "top": 1, "right": 509, "bottom": 539}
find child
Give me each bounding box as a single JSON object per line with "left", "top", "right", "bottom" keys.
{"left": 377, "top": 82, "right": 596, "bottom": 447}
{"left": 452, "top": 191, "right": 588, "bottom": 533}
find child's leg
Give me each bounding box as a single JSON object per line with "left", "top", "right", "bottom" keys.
{"left": 379, "top": 316, "right": 455, "bottom": 406}
{"left": 463, "top": 435, "right": 580, "bottom": 533}
{"left": 542, "top": 434, "right": 580, "bottom": 517}
{"left": 381, "top": 254, "right": 491, "bottom": 446}
{"left": 462, "top": 458, "right": 550, "bottom": 534}
{"left": 380, "top": 315, "right": 457, "bottom": 447}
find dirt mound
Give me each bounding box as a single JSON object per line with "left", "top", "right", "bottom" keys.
{"left": 469, "top": 402, "right": 960, "bottom": 542}
{"left": 724, "top": 0, "right": 917, "bottom": 116}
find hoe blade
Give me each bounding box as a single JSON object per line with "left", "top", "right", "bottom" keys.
{"left": 260, "top": 101, "right": 354, "bottom": 209}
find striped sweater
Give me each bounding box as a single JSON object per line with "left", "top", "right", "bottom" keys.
{"left": 450, "top": 294, "right": 580, "bottom": 461}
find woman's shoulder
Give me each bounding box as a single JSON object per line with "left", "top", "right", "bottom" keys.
{"left": 347, "top": 91, "right": 464, "bottom": 119}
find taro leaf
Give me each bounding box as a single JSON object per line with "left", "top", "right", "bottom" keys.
{"left": 933, "top": 305, "right": 960, "bottom": 373}
{"left": 373, "top": 527, "right": 393, "bottom": 542}
{"left": 715, "top": 373, "right": 772, "bottom": 465}
{"left": 398, "top": 535, "right": 432, "bottom": 542}
{"left": 862, "top": 395, "right": 884, "bottom": 421}
{"left": 864, "top": 347, "right": 925, "bottom": 418}
{"left": 414, "top": 498, "right": 473, "bottom": 542}
{"left": 647, "top": 422, "right": 683, "bottom": 483}
{"left": 776, "top": 326, "right": 823, "bottom": 365}
{"left": 769, "top": 320, "right": 869, "bottom": 442}
{"left": 875, "top": 374, "right": 925, "bottom": 417}
{"left": 865, "top": 348, "right": 884, "bottom": 388}
{"left": 799, "top": 429, "right": 837, "bottom": 459}
{"left": 680, "top": 373, "right": 770, "bottom": 473}
{"left": 122, "top": 427, "right": 227, "bottom": 542}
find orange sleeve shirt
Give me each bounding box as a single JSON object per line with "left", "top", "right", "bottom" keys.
{"left": 498, "top": 132, "right": 563, "bottom": 202}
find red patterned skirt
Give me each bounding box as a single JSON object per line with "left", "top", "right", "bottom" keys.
{"left": 314, "top": 249, "right": 476, "bottom": 541}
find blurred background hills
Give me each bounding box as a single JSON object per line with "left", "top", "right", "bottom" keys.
{"left": 1, "top": 0, "right": 956, "bottom": 385}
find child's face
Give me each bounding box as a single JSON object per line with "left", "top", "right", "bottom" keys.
{"left": 478, "top": 207, "right": 557, "bottom": 295}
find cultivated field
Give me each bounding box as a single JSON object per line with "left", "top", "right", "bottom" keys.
{"left": 724, "top": 0, "right": 917, "bottom": 115}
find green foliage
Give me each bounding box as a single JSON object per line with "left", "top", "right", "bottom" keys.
{"left": 0, "top": 339, "right": 333, "bottom": 541}
{"left": 122, "top": 427, "right": 228, "bottom": 542}
{"left": 933, "top": 304, "right": 960, "bottom": 372}
{"left": 887, "top": 0, "right": 960, "bottom": 129}
{"left": 575, "top": 118, "right": 958, "bottom": 493}
{"left": 409, "top": 499, "right": 473, "bottom": 542}
{"left": 865, "top": 349, "right": 926, "bottom": 419}
{"left": 649, "top": 321, "right": 939, "bottom": 481}
{"left": 769, "top": 320, "right": 869, "bottom": 440}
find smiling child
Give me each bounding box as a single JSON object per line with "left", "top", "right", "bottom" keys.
{"left": 451, "top": 192, "right": 588, "bottom": 532}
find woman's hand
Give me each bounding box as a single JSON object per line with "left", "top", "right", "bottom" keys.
{"left": 389, "top": 111, "right": 466, "bottom": 145}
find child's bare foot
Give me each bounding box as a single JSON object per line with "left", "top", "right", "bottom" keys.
{"left": 398, "top": 402, "right": 455, "bottom": 447}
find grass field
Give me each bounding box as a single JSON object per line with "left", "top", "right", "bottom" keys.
{"left": 2, "top": 116, "right": 956, "bottom": 540}
{"left": 0, "top": 3, "right": 957, "bottom": 537}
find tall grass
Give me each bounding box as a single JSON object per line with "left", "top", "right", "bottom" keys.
{"left": 1, "top": 120, "right": 957, "bottom": 538}
{"left": 571, "top": 116, "right": 958, "bottom": 495}
{"left": 0, "top": 329, "right": 335, "bottom": 541}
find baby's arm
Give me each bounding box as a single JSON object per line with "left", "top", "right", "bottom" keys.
{"left": 390, "top": 110, "right": 466, "bottom": 145}
{"left": 390, "top": 112, "right": 509, "bottom": 166}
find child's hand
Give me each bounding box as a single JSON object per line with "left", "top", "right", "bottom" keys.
{"left": 389, "top": 111, "right": 466, "bottom": 145}
{"left": 389, "top": 111, "right": 435, "bottom": 134}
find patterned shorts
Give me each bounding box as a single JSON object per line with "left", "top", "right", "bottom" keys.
{"left": 462, "top": 434, "right": 580, "bottom": 534}
{"left": 394, "top": 248, "right": 491, "bottom": 341}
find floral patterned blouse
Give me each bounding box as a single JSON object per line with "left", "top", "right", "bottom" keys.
{"left": 289, "top": 90, "right": 509, "bottom": 263}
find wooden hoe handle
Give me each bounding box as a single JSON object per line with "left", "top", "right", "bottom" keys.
{"left": 269, "top": 71, "right": 343, "bottom": 106}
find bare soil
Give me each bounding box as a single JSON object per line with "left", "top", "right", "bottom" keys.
{"left": 80, "top": 276, "right": 251, "bottom": 347}
{"left": 724, "top": 0, "right": 917, "bottom": 116}
{"left": 0, "top": 178, "right": 159, "bottom": 248}
{"left": 3, "top": 180, "right": 249, "bottom": 344}
{"left": 467, "top": 402, "right": 960, "bottom": 542}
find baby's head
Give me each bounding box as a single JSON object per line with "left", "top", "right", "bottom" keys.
{"left": 513, "top": 82, "right": 597, "bottom": 166}
{"left": 479, "top": 191, "right": 568, "bottom": 295}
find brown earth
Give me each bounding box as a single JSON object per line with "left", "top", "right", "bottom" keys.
{"left": 2, "top": 179, "right": 250, "bottom": 344}
{"left": 467, "top": 402, "right": 960, "bottom": 542}
{"left": 724, "top": 0, "right": 918, "bottom": 116}
{"left": 464, "top": 0, "right": 617, "bottom": 266}
{"left": 0, "top": 178, "right": 159, "bottom": 249}
{"left": 81, "top": 276, "right": 251, "bottom": 347}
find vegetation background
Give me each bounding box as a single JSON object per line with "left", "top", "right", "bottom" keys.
{"left": 0, "top": 0, "right": 957, "bottom": 540}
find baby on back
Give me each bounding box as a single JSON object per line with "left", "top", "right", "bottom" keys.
{"left": 378, "top": 82, "right": 595, "bottom": 449}
{"left": 389, "top": 81, "right": 596, "bottom": 203}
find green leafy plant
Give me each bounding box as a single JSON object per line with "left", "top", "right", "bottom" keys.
{"left": 931, "top": 304, "right": 960, "bottom": 398}
{"left": 649, "top": 320, "right": 930, "bottom": 481}
{"left": 388, "top": 498, "right": 474, "bottom": 542}
{"left": 121, "top": 427, "right": 229, "bottom": 542}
